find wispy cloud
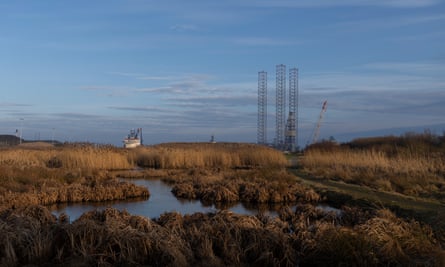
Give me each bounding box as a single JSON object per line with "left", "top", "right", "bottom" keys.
{"left": 166, "top": 94, "right": 257, "bottom": 107}
{"left": 231, "top": 37, "right": 302, "bottom": 46}
{"left": 107, "top": 106, "right": 167, "bottom": 113}
{"left": 363, "top": 61, "right": 445, "bottom": 74}
{"left": 239, "top": 0, "right": 441, "bottom": 8}
{"left": 79, "top": 85, "right": 132, "bottom": 97}
{"left": 0, "top": 102, "right": 31, "bottom": 107}
{"left": 303, "top": 62, "right": 445, "bottom": 94}
{"left": 301, "top": 61, "right": 445, "bottom": 118}
{"left": 333, "top": 13, "right": 445, "bottom": 32}
{"left": 170, "top": 24, "right": 199, "bottom": 32}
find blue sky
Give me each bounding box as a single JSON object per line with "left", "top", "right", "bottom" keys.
{"left": 1, "top": 0, "right": 444, "bottom": 146}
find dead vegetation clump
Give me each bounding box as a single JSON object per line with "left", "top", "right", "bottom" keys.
{"left": 0, "top": 177, "right": 149, "bottom": 212}
{"left": 0, "top": 205, "right": 443, "bottom": 266}
{"left": 0, "top": 205, "right": 61, "bottom": 266}
{"left": 171, "top": 178, "right": 320, "bottom": 205}
{"left": 356, "top": 209, "right": 440, "bottom": 265}
{"left": 279, "top": 206, "right": 445, "bottom": 267}
{"left": 156, "top": 210, "right": 297, "bottom": 266}
{"left": 64, "top": 208, "right": 192, "bottom": 267}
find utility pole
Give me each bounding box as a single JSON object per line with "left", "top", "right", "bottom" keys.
{"left": 19, "top": 118, "right": 24, "bottom": 144}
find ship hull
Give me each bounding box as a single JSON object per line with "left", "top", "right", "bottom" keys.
{"left": 123, "top": 139, "right": 141, "bottom": 148}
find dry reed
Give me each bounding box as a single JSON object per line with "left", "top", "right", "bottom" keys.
{"left": 133, "top": 143, "right": 288, "bottom": 169}
{"left": 1, "top": 141, "right": 443, "bottom": 265}
{"left": 300, "top": 148, "right": 445, "bottom": 199}
{"left": 0, "top": 177, "right": 149, "bottom": 212}
{"left": 0, "top": 205, "right": 442, "bottom": 266}
{"left": 0, "top": 145, "right": 133, "bottom": 170}
{"left": 170, "top": 170, "right": 320, "bottom": 204}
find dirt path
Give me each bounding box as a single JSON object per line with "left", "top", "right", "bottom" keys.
{"left": 289, "top": 168, "right": 445, "bottom": 221}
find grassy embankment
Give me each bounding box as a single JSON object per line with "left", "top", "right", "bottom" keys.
{"left": 295, "top": 133, "right": 445, "bottom": 245}
{"left": 298, "top": 133, "right": 445, "bottom": 204}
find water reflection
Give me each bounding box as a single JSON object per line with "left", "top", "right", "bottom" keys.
{"left": 50, "top": 179, "right": 340, "bottom": 222}
{"left": 50, "top": 179, "right": 275, "bottom": 221}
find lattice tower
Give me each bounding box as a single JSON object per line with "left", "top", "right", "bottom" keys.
{"left": 257, "top": 71, "right": 267, "bottom": 144}
{"left": 275, "top": 64, "right": 286, "bottom": 148}
{"left": 285, "top": 68, "right": 298, "bottom": 151}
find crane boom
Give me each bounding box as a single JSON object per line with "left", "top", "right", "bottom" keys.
{"left": 309, "top": 100, "right": 328, "bottom": 145}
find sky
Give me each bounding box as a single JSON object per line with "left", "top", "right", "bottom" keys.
{"left": 1, "top": 0, "right": 444, "bottom": 147}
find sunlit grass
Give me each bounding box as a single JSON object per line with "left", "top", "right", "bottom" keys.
{"left": 300, "top": 134, "right": 445, "bottom": 200}
{"left": 133, "top": 142, "right": 288, "bottom": 169}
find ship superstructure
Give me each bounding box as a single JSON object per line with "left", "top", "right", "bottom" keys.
{"left": 123, "top": 128, "right": 142, "bottom": 148}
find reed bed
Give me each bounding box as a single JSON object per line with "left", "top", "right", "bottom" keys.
{"left": 0, "top": 205, "right": 443, "bottom": 266}
{"left": 0, "top": 145, "right": 149, "bottom": 213}
{"left": 0, "top": 145, "right": 133, "bottom": 170}
{"left": 0, "top": 143, "right": 287, "bottom": 174}
{"left": 133, "top": 143, "right": 288, "bottom": 169}
{"left": 0, "top": 142, "right": 287, "bottom": 182}
{"left": 0, "top": 142, "right": 290, "bottom": 214}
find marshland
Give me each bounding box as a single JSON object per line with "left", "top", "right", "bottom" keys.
{"left": 0, "top": 134, "right": 444, "bottom": 266}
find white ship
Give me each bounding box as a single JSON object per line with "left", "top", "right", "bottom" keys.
{"left": 123, "top": 128, "right": 142, "bottom": 148}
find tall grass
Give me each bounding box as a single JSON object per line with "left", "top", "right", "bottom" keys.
{"left": 133, "top": 143, "right": 288, "bottom": 169}
{"left": 0, "top": 145, "right": 133, "bottom": 170}
{"left": 1, "top": 143, "right": 287, "bottom": 171}
{"left": 300, "top": 134, "right": 445, "bottom": 199}
{"left": 0, "top": 145, "right": 150, "bottom": 211}
{"left": 0, "top": 143, "right": 288, "bottom": 211}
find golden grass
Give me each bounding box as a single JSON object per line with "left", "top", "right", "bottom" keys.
{"left": 0, "top": 142, "right": 287, "bottom": 172}
{"left": 300, "top": 148, "right": 445, "bottom": 199}
{"left": 133, "top": 143, "right": 288, "bottom": 169}
{"left": 0, "top": 143, "right": 288, "bottom": 212}
{"left": 0, "top": 145, "right": 133, "bottom": 170}
{"left": 0, "top": 177, "right": 149, "bottom": 212}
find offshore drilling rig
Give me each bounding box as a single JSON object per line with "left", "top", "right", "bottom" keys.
{"left": 257, "top": 64, "right": 299, "bottom": 152}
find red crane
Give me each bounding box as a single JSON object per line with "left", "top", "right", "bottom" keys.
{"left": 308, "top": 100, "right": 328, "bottom": 145}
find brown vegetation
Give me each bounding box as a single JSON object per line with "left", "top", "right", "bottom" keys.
{"left": 0, "top": 142, "right": 290, "bottom": 210}
{"left": 171, "top": 176, "right": 320, "bottom": 205}
{"left": 0, "top": 177, "right": 149, "bottom": 212}
{"left": 300, "top": 133, "right": 445, "bottom": 201}
{"left": 1, "top": 140, "right": 444, "bottom": 266}
{"left": 0, "top": 205, "right": 443, "bottom": 266}
{"left": 0, "top": 145, "right": 146, "bottom": 212}
{"left": 0, "top": 142, "right": 295, "bottom": 216}
{"left": 133, "top": 142, "right": 289, "bottom": 169}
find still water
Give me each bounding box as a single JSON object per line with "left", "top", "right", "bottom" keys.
{"left": 50, "top": 179, "right": 288, "bottom": 221}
